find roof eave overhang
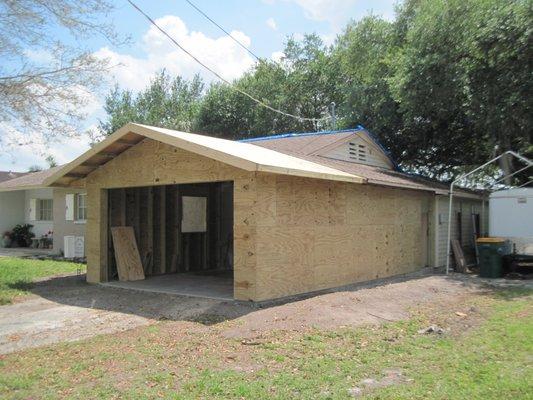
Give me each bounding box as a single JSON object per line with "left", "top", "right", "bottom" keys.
{"left": 44, "top": 123, "right": 366, "bottom": 187}
{"left": 0, "top": 185, "right": 47, "bottom": 193}
{"left": 257, "top": 165, "right": 366, "bottom": 184}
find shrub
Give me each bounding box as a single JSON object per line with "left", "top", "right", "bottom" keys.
{"left": 11, "top": 224, "right": 35, "bottom": 247}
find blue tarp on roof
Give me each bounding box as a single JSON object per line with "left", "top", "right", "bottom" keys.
{"left": 238, "top": 126, "right": 366, "bottom": 143}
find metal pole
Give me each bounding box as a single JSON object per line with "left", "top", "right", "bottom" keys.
{"left": 445, "top": 182, "right": 455, "bottom": 274}
{"left": 507, "top": 150, "right": 533, "bottom": 166}
{"left": 481, "top": 198, "right": 485, "bottom": 236}
{"left": 444, "top": 151, "right": 531, "bottom": 275}
{"left": 518, "top": 178, "right": 533, "bottom": 188}
{"left": 487, "top": 164, "right": 532, "bottom": 188}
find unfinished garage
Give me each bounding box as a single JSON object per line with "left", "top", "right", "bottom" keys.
{"left": 45, "top": 123, "right": 484, "bottom": 302}
{"left": 104, "top": 182, "right": 234, "bottom": 298}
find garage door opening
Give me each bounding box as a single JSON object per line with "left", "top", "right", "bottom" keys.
{"left": 105, "top": 181, "right": 234, "bottom": 299}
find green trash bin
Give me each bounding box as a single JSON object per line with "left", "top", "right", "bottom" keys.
{"left": 476, "top": 238, "right": 510, "bottom": 278}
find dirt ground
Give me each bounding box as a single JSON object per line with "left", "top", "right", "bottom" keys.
{"left": 1, "top": 270, "right": 529, "bottom": 355}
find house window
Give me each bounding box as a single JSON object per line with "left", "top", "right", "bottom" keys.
{"left": 38, "top": 199, "right": 53, "bottom": 221}
{"left": 76, "top": 193, "right": 87, "bottom": 221}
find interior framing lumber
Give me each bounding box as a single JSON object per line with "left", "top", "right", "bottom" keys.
{"left": 106, "top": 181, "right": 234, "bottom": 280}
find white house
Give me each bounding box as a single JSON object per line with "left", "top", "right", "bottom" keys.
{"left": 0, "top": 167, "right": 86, "bottom": 255}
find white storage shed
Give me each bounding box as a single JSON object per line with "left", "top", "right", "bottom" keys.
{"left": 489, "top": 188, "right": 533, "bottom": 254}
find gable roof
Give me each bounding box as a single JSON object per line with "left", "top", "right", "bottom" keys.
{"left": 0, "top": 171, "right": 27, "bottom": 184}
{"left": 44, "top": 123, "right": 366, "bottom": 187}
{"left": 240, "top": 126, "right": 398, "bottom": 169}
{"left": 44, "top": 123, "right": 483, "bottom": 199}
{"left": 0, "top": 167, "right": 62, "bottom": 192}
{"left": 246, "top": 129, "right": 480, "bottom": 196}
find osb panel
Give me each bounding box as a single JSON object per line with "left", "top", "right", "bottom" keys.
{"left": 86, "top": 138, "right": 250, "bottom": 188}
{"left": 86, "top": 186, "right": 107, "bottom": 283}
{"left": 253, "top": 173, "right": 430, "bottom": 301}
{"left": 84, "top": 138, "right": 257, "bottom": 300}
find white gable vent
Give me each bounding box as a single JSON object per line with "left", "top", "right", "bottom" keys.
{"left": 348, "top": 142, "right": 368, "bottom": 162}
{"left": 318, "top": 133, "right": 393, "bottom": 169}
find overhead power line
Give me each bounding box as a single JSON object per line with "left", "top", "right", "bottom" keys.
{"left": 184, "top": 0, "right": 262, "bottom": 63}
{"left": 126, "top": 0, "right": 327, "bottom": 124}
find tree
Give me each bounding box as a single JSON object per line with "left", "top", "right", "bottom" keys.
{"left": 45, "top": 155, "right": 58, "bottom": 168}
{"left": 333, "top": 16, "right": 403, "bottom": 161}
{"left": 0, "top": 0, "right": 120, "bottom": 148}
{"left": 196, "top": 34, "right": 339, "bottom": 139}
{"left": 27, "top": 165, "right": 42, "bottom": 172}
{"left": 388, "top": 0, "right": 532, "bottom": 180}
{"left": 98, "top": 0, "right": 531, "bottom": 185}
{"left": 99, "top": 71, "right": 204, "bottom": 136}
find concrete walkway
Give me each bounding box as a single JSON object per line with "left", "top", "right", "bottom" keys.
{"left": 0, "top": 248, "right": 55, "bottom": 257}
{"left": 0, "top": 274, "right": 245, "bottom": 355}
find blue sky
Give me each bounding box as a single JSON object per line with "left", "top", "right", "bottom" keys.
{"left": 1, "top": 0, "right": 396, "bottom": 172}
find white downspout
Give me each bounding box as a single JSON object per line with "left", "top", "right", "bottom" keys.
{"left": 445, "top": 183, "right": 455, "bottom": 275}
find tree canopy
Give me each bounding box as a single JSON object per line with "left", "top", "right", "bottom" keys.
{"left": 99, "top": 0, "right": 532, "bottom": 184}
{"left": 0, "top": 0, "right": 120, "bottom": 149}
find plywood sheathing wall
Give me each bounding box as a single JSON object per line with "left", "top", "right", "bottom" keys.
{"left": 84, "top": 136, "right": 431, "bottom": 301}
{"left": 85, "top": 138, "right": 256, "bottom": 300}
{"left": 250, "top": 173, "right": 431, "bottom": 301}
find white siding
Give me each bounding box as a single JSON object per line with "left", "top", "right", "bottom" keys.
{"left": 434, "top": 195, "right": 486, "bottom": 267}
{"left": 489, "top": 188, "right": 533, "bottom": 237}
{"left": 53, "top": 188, "right": 86, "bottom": 254}
{"left": 0, "top": 191, "right": 26, "bottom": 237}
{"left": 24, "top": 188, "right": 54, "bottom": 238}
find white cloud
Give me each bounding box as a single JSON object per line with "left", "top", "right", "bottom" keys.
{"left": 0, "top": 81, "right": 102, "bottom": 168}
{"left": 95, "top": 15, "right": 256, "bottom": 92}
{"left": 266, "top": 0, "right": 395, "bottom": 31}
{"left": 293, "top": 32, "right": 305, "bottom": 41}
{"left": 271, "top": 51, "right": 284, "bottom": 63}
{"left": 0, "top": 120, "right": 94, "bottom": 171}
{"left": 0, "top": 15, "right": 257, "bottom": 170}
{"left": 23, "top": 49, "right": 55, "bottom": 64}
{"left": 266, "top": 17, "right": 278, "bottom": 30}
{"left": 293, "top": 0, "right": 353, "bottom": 20}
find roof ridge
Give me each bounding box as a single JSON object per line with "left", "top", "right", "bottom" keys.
{"left": 238, "top": 126, "right": 365, "bottom": 142}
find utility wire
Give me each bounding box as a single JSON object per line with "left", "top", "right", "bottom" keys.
{"left": 184, "top": 0, "right": 262, "bottom": 63}
{"left": 126, "top": 0, "right": 327, "bottom": 123}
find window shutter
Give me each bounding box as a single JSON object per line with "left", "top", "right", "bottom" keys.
{"left": 29, "top": 198, "right": 37, "bottom": 221}
{"left": 65, "top": 194, "right": 75, "bottom": 221}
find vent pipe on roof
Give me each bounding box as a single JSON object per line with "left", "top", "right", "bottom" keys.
{"left": 329, "top": 102, "right": 336, "bottom": 130}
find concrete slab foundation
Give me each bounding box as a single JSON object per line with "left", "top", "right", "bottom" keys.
{"left": 101, "top": 272, "right": 234, "bottom": 300}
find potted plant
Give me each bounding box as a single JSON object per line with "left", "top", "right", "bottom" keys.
{"left": 1, "top": 231, "right": 12, "bottom": 248}
{"left": 11, "top": 224, "right": 35, "bottom": 247}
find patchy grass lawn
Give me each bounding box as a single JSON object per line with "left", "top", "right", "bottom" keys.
{"left": 0, "top": 257, "right": 84, "bottom": 305}
{"left": 0, "top": 287, "right": 531, "bottom": 399}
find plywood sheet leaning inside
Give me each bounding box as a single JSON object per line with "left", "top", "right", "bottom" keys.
{"left": 111, "top": 226, "right": 145, "bottom": 281}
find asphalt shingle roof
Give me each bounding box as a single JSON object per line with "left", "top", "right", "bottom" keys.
{"left": 0, "top": 167, "right": 62, "bottom": 192}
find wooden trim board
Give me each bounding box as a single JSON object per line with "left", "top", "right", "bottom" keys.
{"left": 111, "top": 226, "right": 145, "bottom": 281}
